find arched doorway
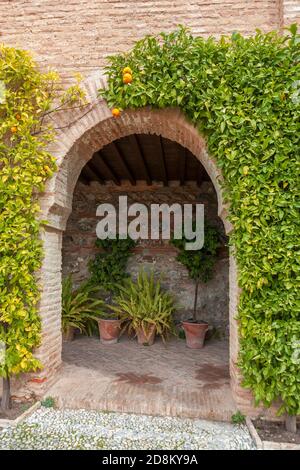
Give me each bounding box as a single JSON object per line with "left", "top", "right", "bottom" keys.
{"left": 29, "top": 71, "right": 247, "bottom": 417}
{"left": 63, "top": 134, "right": 228, "bottom": 336}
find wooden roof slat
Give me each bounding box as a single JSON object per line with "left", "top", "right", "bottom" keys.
{"left": 95, "top": 151, "right": 121, "bottom": 186}
{"left": 128, "top": 134, "right": 152, "bottom": 185}
{"left": 82, "top": 164, "right": 102, "bottom": 183}
{"left": 179, "top": 147, "right": 186, "bottom": 185}
{"left": 79, "top": 170, "right": 91, "bottom": 185}
{"left": 87, "top": 161, "right": 105, "bottom": 184}
{"left": 111, "top": 142, "right": 136, "bottom": 185}
{"left": 156, "top": 135, "right": 168, "bottom": 186}
{"left": 197, "top": 165, "right": 206, "bottom": 187}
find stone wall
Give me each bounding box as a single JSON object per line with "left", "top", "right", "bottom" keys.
{"left": 62, "top": 179, "right": 229, "bottom": 336}
{"left": 0, "top": 1, "right": 297, "bottom": 85}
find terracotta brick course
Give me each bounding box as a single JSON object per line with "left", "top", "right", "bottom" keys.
{"left": 1, "top": 1, "right": 294, "bottom": 85}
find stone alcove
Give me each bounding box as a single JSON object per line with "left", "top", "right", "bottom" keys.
{"left": 19, "top": 71, "right": 251, "bottom": 416}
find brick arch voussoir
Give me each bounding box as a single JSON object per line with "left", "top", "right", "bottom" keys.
{"left": 41, "top": 71, "right": 231, "bottom": 234}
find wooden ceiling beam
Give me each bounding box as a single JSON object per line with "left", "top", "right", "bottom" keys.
{"left": 156, "top": 135, "right": 168, "bottom": 186}
{"left": 87, "top": 161, "right": 105, "bottom": 184}
{"left": 95, "top": 151, "right": 121, "bottom": 186}
{"left": 79, "top": 170, "right": 91, "bottom": 185}
{"left": 82, "top": 164, "right": 103, "bottom": 183}
{"left": 129, "top": 135, "right": 152, "bottom": 185}
{"left": 179, "top": 147, "right": 186, "bottom": 185}
{"left": 197, "top": 164, "right": 206, "bottom": 187}
{"left": 111, "top": 142, "right": 136, "bottom": 185}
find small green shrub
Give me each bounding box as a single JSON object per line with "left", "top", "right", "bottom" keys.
{"left": 89, "top": 237, "right": 136, "bottom": 297}
{"left": 178, "top": 328, "right": 186, "bottom": 340}
{"left": 231, "top": 411, "right": 246, "bottom": 425}
{"left": 41, "top": 396, "right": 56, "bottom": 408}
{"left": 172, "top": 225, "right": 220, "bottom": 321}
{"left": 62, "top": 275, "right": 105, "bottom": 336}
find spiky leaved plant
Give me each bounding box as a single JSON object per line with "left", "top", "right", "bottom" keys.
{"left": 110, "top": 270, "right": 176, "bottom": 342}
{"left": 62, "top": 275, "right": 105, "bottom": 336}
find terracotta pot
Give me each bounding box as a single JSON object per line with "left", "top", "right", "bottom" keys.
{"left": 98, "top": 318, "right": 121, "bottom": 344}
{"left": 182, "top": 321, "right": 208, "bottom": 349}
{"left": 62, "top": 326, "right": 75, "bottom": 342}
{"left": 136, "top": 324, "right": 156, "bottom": 346}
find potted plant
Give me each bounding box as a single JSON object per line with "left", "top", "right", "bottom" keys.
{"left": 89, "top": 237, "right": 136, "bottom": 344}
{"left": 62, "top": 275, "right": 105, "bottom": 341}
{"left": 110, "top": 270, "right": 176, "bottom": 345}
{"left": 172, "top": 225, "right": 220, "bottom": 349}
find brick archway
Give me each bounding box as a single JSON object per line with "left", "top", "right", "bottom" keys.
{"left": 32, "top": 71, "right": 245, "bottom": 413}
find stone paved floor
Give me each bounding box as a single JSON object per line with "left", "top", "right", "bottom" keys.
{"left": 48, "top": 336, "right": 236, "bottom": 421}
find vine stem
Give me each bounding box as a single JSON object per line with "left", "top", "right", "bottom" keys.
{"left": 193, "top": 280, "right": 199, "bottom": 322}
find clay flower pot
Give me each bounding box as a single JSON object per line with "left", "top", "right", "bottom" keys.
{"left": 98, "top": 318, "right": 121, "bottom": 344}
{"left": 136, "top": 324, "right": 156, "bottom": 346}
{"left": 182, "top": 321, "right": 208, "bottom": 349}
{"left": 62, "top": 326, "right": 75, "bottom": 342}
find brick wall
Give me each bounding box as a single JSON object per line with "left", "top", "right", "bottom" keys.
{"left": 63, "top": 179, "right": 229, "bottom": 335}
{"left": 282, "top": 0, "right": 300, "bottom": 25}
{"left": 0, "top": 1, "right": 295, "bottom": 84}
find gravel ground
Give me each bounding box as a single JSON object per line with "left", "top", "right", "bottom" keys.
{"left": 0, "top": 407, "right": 255, "bottom": 450}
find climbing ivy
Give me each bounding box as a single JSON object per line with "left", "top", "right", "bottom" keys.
{"left": 100, "top": 26, "right": 300, "bottom": 415}
{"left": 0, "top": 45, "right": 85, "bottom": 383}
{"left": 89, "top": 237, "right": 136, "bottom": 296}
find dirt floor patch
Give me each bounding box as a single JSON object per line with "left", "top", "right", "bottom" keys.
{"left": 253, "top": 419, "right": 300, "bottom": 445}
{"left": 0, "top": 399, "right": 35, "bottom": 421}
{"left": 114, "top": 373, "right": 163, "bottom": 385}
{"left": 195, "top": 363, "right": 230, "bottom": 382}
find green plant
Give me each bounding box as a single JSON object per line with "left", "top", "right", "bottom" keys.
{"left": 20, "top": 403, "right": 32, "bottom": 412}
{"left": 178, "top": 328, "right": 186, "bottom": 340}
{"left": 172, "top": 225, "right": 220, "bottom": 321}
{"left": 0, "top": 45, "right": 85, "bottom": 410}
{"left": 62, "top": 275, "right": 105, "bottom": 336}
{"left": 231, "top": 411, "right": 246, "bottom": 425}
{"left": 100, "top": 25, "right": 300, "bottom": 417}
{"left": 89, "top": 237, "right": 136, "bottom": 299}
{"left": 41, "top": 396, "right": 56, "bottom": 408}
{"left": 110, "top": 270, "right": 176, "bottom": 341}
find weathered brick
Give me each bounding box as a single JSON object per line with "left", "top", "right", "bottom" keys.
{"left": 0, "top": 1, "right": 295, "bottom": 85}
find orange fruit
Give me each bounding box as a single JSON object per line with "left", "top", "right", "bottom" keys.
{"left": 112, "top": 108, "right": 121, "bottom": 117}
{"left": 122, "top": 67, "right": 132, "bottom": 75}
{"left": 123, "top": 73, "right": 133, "bottom": 84}
{"left": 16, "top": 114, "right": 21, "bottom": 120}
{"left": 10, "top": 126, "right": 17, "bottom": 133}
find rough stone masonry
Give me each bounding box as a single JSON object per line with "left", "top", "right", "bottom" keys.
{"left": 62, "top": 180, "right": 229, "bottom": 336}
